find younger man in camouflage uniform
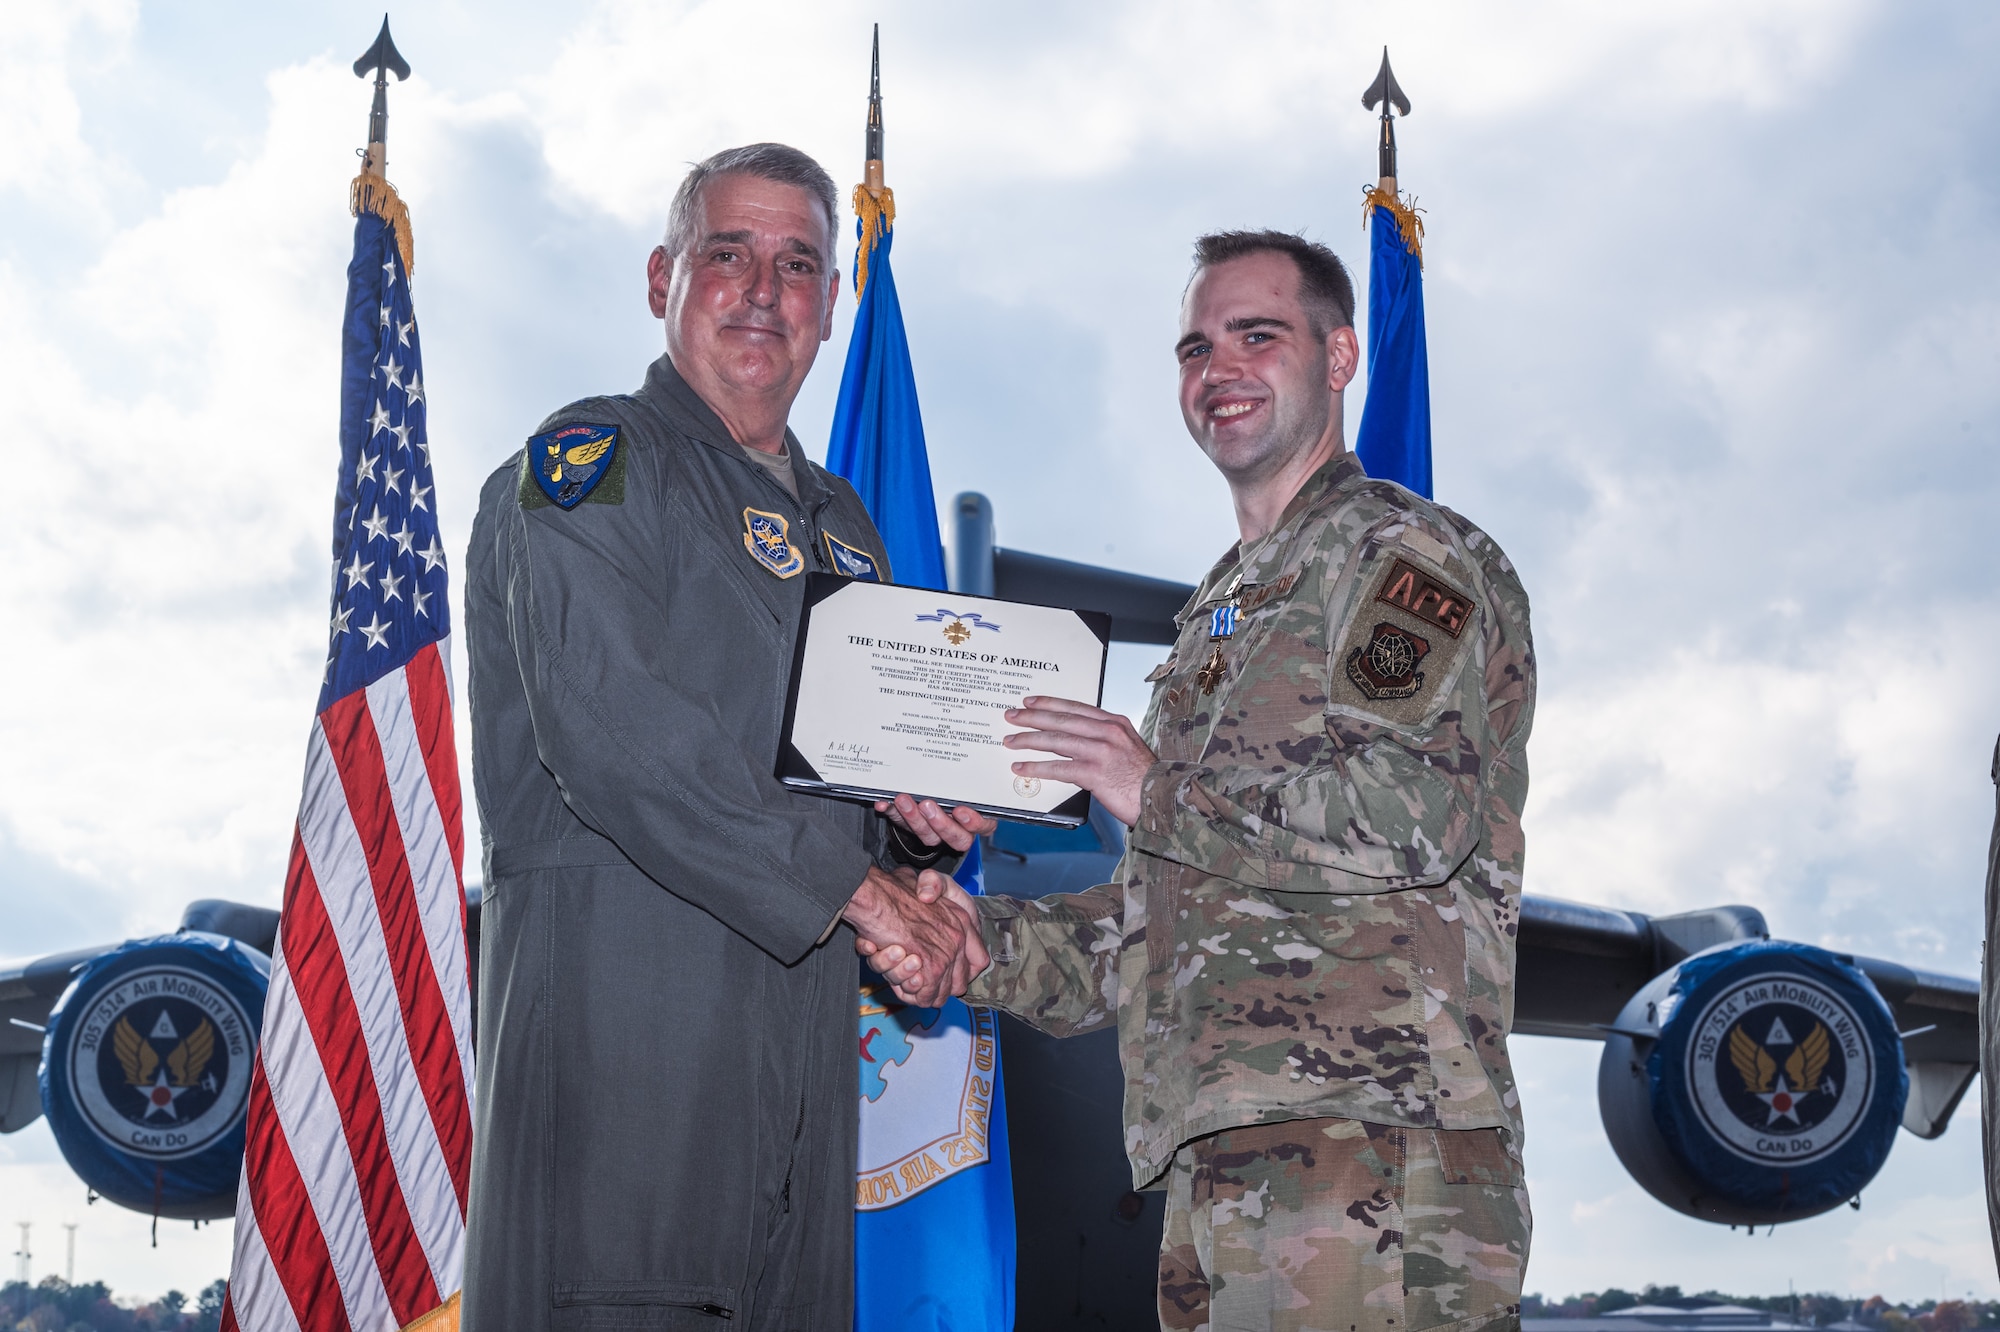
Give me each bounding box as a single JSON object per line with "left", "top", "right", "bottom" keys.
{"left": 870, "top": 231, "right": 1536, "bottom": 1331}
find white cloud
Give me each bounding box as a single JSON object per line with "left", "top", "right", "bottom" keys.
{"left": 0, "top": 1, "right": 136, "bottom": 218}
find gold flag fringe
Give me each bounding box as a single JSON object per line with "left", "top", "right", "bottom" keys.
{"left": 398, "top": 1291, "right": 460, "bottom": 1332}
{"left": 1361, "top": 185, "right": 1423, "bottom": 269}
{"left": 851, "top": 183, "right": 895, "bottom": 299}
{"left": 351, "top": 173, "right": 416, "bottom": 279}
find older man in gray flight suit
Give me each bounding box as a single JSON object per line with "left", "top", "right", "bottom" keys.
{"left": 461, "top": 143, "right": 990, "bottom": 1331}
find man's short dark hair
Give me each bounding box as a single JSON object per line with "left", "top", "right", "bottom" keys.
{"left": 664, "top": 143, "right": 840, "bottom": 257}
{"left": 1191, "top": 230, "right": 1356, "bottom": 339}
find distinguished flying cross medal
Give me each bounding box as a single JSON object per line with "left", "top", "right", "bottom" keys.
{"left": 743, "top": 507, "right": 804, "bottom": 578}
{"left": 1196, "top": 603, "right": 1239, "bottom": 695}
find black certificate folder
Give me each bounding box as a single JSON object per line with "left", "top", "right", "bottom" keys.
{"left": 778, "top": 574, "right": 1113, "bottom": 827}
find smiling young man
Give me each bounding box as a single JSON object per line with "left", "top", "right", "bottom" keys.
{"left": 460, "top": 144, "right": 989, "bottom": 1331}
{"left": 881, "top": 231, "right": 1538, "bottom": 1331}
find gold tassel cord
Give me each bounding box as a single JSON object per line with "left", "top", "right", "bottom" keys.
{"left": 398, "top": 1291, "right": 460, "bottom": 1332}
{"left": 351, "top": 173, "right": 416, "bottom": 279}
{"left": 851, "top": 183, "right": 895, "bottom": 299}
{"left": 1361, "top": 184, "right": 1423, "bottom": 269}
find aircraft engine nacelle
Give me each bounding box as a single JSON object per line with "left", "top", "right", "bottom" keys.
{"left": 39, "top": 931, "right": 269, "bottom": 1221}
{"left": 1596, "top": 939, "right": 1907, "bottom": 1226}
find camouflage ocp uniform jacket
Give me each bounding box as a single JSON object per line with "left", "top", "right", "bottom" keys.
{"left": 963, "top": 453, "right": 1536, "bottom": 1189}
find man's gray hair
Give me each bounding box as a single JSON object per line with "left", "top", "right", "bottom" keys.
{"left": 662, "top": 143, "right": 840, "bottom": 258}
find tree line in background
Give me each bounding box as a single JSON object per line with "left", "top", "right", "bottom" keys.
{"left": 6, "top": 1278, "right": 1996, "bottom": 1330}
{"left": 1, "top": 1278, "right": 227, "bottom": 1331}
{"left": 1524, "top": 1286, "right": 1996, "bottom": 1330}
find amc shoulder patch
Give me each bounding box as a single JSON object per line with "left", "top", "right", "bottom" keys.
{"left": 823, "top": 532, "right": 882, "bottom": 581}
{"left": 1345, "top": 622, "right": 1431, "bottom": 700}
{"left": 1375, "top": 558, "right": 1476, "bottom": 638}
{"left": 743, "top": 507, "right": 804, "bottom": 578}
{"left": 520, "top": 422, "right": 622, "bottom": 510}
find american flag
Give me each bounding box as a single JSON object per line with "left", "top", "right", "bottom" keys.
{"left": 223, "top": 183, "right": 474, "bottom": 1332}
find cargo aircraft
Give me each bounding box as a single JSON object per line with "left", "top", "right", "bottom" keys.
{"left": 0, "top": 493, "right": 1979, "bottom": 1328}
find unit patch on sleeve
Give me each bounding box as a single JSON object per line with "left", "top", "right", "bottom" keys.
{"left": 823, "top": 532, "right": 882, "bottom": 581}
{"left": 521, "top": 422, "right": 622, "bottom": 510}
{"left": 1375, "top": 558, "right": 1476, "bottom": 638}
{"left": 743, "top": 507, "right": 805, "bottom": 578}
{"left": 1345, "top": 621, "right": 1432, "bottom": 701}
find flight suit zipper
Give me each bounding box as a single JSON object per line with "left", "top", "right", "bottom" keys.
{"left": 737, "top": 445, "right": 843, "bottom": 580}
{"left": 780, "top": 1092, "right": 804, "bottom": 1213}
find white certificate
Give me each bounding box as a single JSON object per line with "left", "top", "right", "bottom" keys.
{"left": 777, "top": 576, "right": 1111, "bottom": 826}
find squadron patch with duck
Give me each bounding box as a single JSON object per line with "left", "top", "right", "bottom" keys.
{"left": 520, "top": 423, "right": 623, "bottom": 510}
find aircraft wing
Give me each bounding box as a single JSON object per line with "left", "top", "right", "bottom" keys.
{"left": 0, "top": 944, "right": 107, "bottom": 1132}
{"left": 1516, "top": 894, "right": 1979, "bottom": 1138}
{"left": 951, "top": 492, "right": 1192, "bottom": 645}
{"left": 991, "top": 548, "right": 1189, "bottom": 645}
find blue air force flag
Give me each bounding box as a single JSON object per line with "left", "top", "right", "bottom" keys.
{"left": 829, "top": 184, "right": 1016, "bottom": 1330}
{"left": 1354, "top": 190, "right": 1433, "bottom": 498}
{"left": 854, "top": 842, "right": 1014, "bottom": 1330}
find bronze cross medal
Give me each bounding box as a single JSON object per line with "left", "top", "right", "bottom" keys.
{"left": 1196, "top": 602, "right": 1240, "bottom": 694}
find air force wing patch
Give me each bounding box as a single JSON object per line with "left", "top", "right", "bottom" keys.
{"left": 522, "top": 422, "right": 621, "bottom": 510}
{"left": 743, "top": 507, "right": 804, "bottom": 578}
{"left": 824, "top": 533, "right": 882, "bottom": 581}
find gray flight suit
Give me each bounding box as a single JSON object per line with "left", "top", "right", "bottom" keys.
{"left": 461, "top": 354, "right": 906, "bottom": 1331}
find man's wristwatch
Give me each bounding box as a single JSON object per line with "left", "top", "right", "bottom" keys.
{"left": 886, "top": 820, "right": 948, "bottom": 869}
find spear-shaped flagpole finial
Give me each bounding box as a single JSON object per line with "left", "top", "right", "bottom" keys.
{"left": 1360, "top": 47, "right": 1410, "bottom": 191}
{"left": 864, "top": 24, "right": 884, "bottom": 191}
{"left": 851, "top": 25, "right": 894, "bottom": 298}
{"left": 353, "top": 15, "right": 412, "bottom": 178}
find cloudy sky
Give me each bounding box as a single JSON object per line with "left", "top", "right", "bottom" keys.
{"left": 2, "top": 0, "right": 1996, "bottom": 1307}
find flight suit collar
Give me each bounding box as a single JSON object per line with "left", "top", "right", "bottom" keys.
{"left": 1275, "top": 449, "right": 1367, "bottom": 531}
{"left": 635, "top": 353, "right": 834, "bottom": 510}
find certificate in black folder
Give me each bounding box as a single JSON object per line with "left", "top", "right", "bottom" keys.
{"left": 777, "top": 575, "right": 1112, "bottom": 827}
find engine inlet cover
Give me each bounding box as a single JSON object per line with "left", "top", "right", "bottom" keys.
{"left": 39, "top": 932, "right": 269, "bottom": 1221}
{"left": 1598, "top": 939, "right": 1907, "bottom": 1225}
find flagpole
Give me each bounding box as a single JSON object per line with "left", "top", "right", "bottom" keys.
{"left": 1354, "top": 48, "right": 1434, "bottom": 499}
{"left": 864, "top": 24, "right": 884, "bottom": 194}
{"left": 351, "top": 16, "right": 414, "bottom": 278}
{"left": 1363, "top": 45, "right": 1407, "bottom": 194}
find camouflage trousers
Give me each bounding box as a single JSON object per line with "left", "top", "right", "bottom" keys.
{"left": 1157, "top": 1118, "right": 1530, "bottom": 1332}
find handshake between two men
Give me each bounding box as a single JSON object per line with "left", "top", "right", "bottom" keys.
{"left": 845, "top": 695, "right": 1159, "bottom": 1008}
